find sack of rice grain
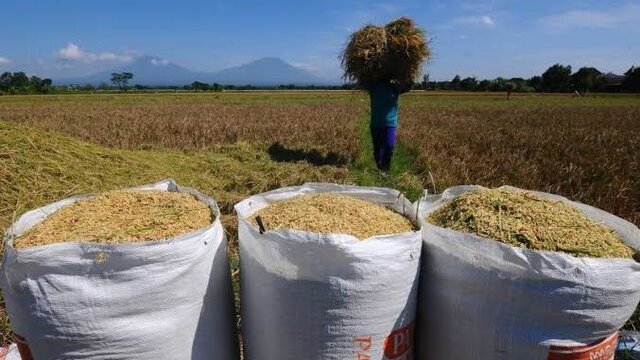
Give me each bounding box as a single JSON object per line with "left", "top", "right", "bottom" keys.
{"left": 0, "top": 180, "right": 239, "bottom": 360}
{"left": 234, "top": 183, "right": 421, "bottom": 360}
{"left": 340, "top": 17, "right": 430, "bottom": 86}
{"left": 415, "top": 185, "right": 640, "bottom": 360}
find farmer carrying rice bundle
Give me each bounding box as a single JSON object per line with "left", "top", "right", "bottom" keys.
{"left": 341, "top": 17, "right": 430, "bottom": 172}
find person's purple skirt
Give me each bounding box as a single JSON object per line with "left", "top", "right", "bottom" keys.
{"left": 370, "top": 126, "right": 397, "bottom": 171}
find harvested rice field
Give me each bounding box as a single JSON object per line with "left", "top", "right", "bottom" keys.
{"left": 427, "top": 188, "right": 635, "bottom": 258}
{"left": 249, "top": 193, "right": 415, "bottom": 239}
{"left": 399, "top": 93, "right": 640, "bottom": 228}
{"left": 14, "top": 190, "right": 213, "bottom": 249}
{"left": 0, "top": 93, "right": 365, "bottom": 161}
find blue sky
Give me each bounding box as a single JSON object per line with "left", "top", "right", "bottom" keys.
{"left": 0, "top": 0, "right": 638, "bottom": 81}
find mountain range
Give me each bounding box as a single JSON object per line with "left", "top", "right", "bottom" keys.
{"left": 56, "top": 56, "right": 329, "bottom": 86}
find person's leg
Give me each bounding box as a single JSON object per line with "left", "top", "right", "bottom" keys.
{"left": 380, "top": 127, "right": 397, "bottom": 172}
{"left": 370, "top": 127, "right": 384, "bottom": 170}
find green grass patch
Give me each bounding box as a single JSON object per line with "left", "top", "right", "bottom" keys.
{"left": 349, "top": 115, "right": 424, "bottom": 201}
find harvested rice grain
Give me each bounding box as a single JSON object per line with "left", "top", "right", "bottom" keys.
{"left": 427, "top": 188, "right": 635, "bottom": 258}
{"left": 14, "top": 190, "right": 213, "bottom": 249}
{"left": 249, "top": 193, "right": 415, "bottom": 239}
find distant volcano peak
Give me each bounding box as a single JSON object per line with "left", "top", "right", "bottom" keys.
{"left": 56, "top": 56, "right": 328, "bottom": 86}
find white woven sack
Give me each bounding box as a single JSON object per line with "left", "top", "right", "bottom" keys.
{"left": 235, "top": 183, "right": 422, "bottom": 360}
{"left": 0, "top": 180, "right": 239, "bottom": 360}
{"left": 0, "top": 344, "right": 20, "bottom": 360}
{"left": 416, "top": 185, "right": 640, "bottom": 360}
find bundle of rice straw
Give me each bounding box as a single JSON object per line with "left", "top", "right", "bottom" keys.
{"left": 249, "top": 193, "right": 415, "bottom": 239}
{"left": 14, "top": 190, "right": 213, "bottom": 249}
{"left": 341, "top": 17, "right": 430, "bottom": 86}
{"left": 427, "top": 188, "right": 635, "bottom": 258}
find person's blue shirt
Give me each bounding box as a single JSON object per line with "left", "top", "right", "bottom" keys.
{"left": 368, "top": 81, "right": 399, "bottom": 128}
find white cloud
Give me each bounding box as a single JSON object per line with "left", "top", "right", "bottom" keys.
{"left": 481, "top": 15, "right": 495, "bottom": 26}
{"left": 452, "top": 15, "right": 496, "bottom": 28}
{"left": 0, "top": 56, "right": 11, "bottom": 65}
{"left": 151, "top": 58, "right": 170, "bottom": 66}
{"left": 540, "top": 4, "right": 640, "bottom": 31}
{"left": 56, "top": 43, "right": 133, "bottom": 63}
{"left": 290, "top": 62, "right": 317, "bottom": 72}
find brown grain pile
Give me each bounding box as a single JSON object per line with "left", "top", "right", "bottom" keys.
{"left": 427, "top": 188, "right": 635, "bottom": 258}
{"left": 14, "top": 190, "right": 213, "bottom": 249}
{"left": 249, "top": 193, "right": 415, "bottom": 239}
{"left": 341, "top": 16, "right": 430, "bottom": 85}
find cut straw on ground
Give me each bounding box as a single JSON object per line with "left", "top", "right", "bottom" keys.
{"left": 14, "top": 190, "right": 213, "bottom": 249}
{"left": 428, "top": 188, "right": 635, "bottom": 258}
{"left": 249, "top": 193, "right": 415, "bottom": 239}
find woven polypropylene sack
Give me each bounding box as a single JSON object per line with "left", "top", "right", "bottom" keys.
{"left": 0, "top": 180, "right": 239, "bottom": 360}
{"left": 235, "top": 183, "right": 422, "bottom": 360}
{"left": 416, "top": 185, "right": 640, "bottom": 360}
{"left": 0, "top": 344, "right": 21, "bottom": 360}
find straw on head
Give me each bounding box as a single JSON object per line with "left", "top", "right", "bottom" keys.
{"left": 340, "top": 16, "right": 430, "bottom": 86}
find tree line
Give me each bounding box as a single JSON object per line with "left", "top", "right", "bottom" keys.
{"left": 54, "top": 81, "right": 356, "bottom": 92}
{"left": 4, "top": 64, "right": 639, "bottom": 95}
{"left": 101, "top": 65, "right": 640, "bottom": 93}
{"left": 421, "top": 64, "right": 640, "bottom": 93}
{"left": 0, "top": 72, "right": 52, "bottom": 94}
